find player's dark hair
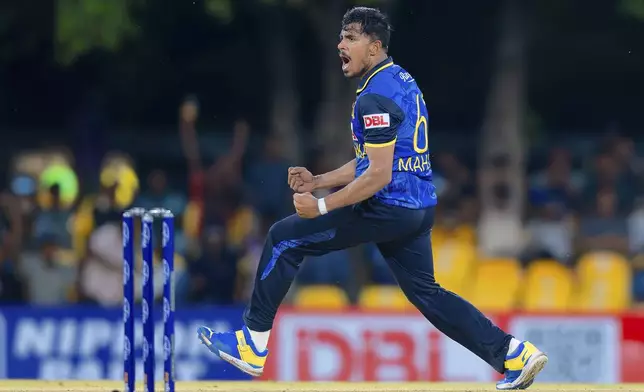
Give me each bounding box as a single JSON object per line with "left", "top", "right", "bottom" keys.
{"left": 342, "top": 6, "right": 392, "bottom": 50}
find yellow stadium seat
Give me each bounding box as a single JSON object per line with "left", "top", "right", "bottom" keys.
{"left": 358, "top": 285, "right": 414, "bottom": 311}
{"left": 574, "top": 251, "right": 631, "bottom": 311}
{"left": 433, "top": 238, "right": 476, "bottom": 296}
{"left": 469, "top": 258, "right": 522, "bottom": 311}
{"left": 293, "top": 285, "right": 349, "bottom": 310}
{"left": 432, "top": 225, "right": 476, "bottom": 247}
{"left": 522, "top": 259, "right": 573, "bottom": 311}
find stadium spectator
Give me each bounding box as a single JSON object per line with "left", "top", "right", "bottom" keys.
{"left": 19, "top": 234, "right": 76, "bottom": 305}
{"left": 186, "top": 227, "right": 238, "bottom": 304}
{"left": 79, "top": 222, "right": 125, "bottom": 306}
{"left": 577, "top": 188, "right": 629, "bottom": 254}
{"left": 0, "top": 258, "right": 24, "bottom": 303}
{"left": 137, "top": 169, "right": 188, "bottom": 254}
{"left": 137, "top": 169, "right": 187, "bottom": 214}
{"left": 236, "top": 214, "right": 273, "bottom": 303}
{"left": 32, "top": 184, "right": 73, "bottom": 249}
{"left": 529, "top": 147, "right": 582, "bottom": 212}
{"left": 629, "top": 197, "right": 644, "bottom": 254}
{"left": 247, "top": 133, "right": 293, "bottom": 221}
{"left": 478, "top": 182, "right": 525, "bottom": 258}
{"left": 433, "top": 152, "right": 475, "bottom": 202}
{"left": 522, "top": 201, "right": 574, "bottom": 264}
{"left": 582, "top": 152, "right": 634, "bottom": 212}
{"left": 478, "top": 154, "right": 525, "bottom": 258}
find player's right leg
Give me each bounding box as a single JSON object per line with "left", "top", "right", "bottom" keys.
{"left": 197, "top": 208, "right": 355, "bottom": 376}
{"left": 376, "top": 208, "right": 547, "bottom": 390}
{"left": 197, "top": 202, "right": 405, "bottom": 376}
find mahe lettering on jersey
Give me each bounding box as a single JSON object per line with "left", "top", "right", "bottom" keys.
{"left": 398, "top": 153, "right": 431, "bottom": 173}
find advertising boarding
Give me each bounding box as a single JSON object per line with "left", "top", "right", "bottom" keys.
{"left": 0, "top": 306, "right": 251, "bottom": 380}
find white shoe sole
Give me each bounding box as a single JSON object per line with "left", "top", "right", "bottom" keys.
{"left": 497, "top": 352, "right": 548, "bottom": 390}
{"left": 198, "top": 332, "right": 264, "bottom": 377}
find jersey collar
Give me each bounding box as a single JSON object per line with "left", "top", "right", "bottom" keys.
{"left": 356, "top": 57, "right": 394, "bottom": 94}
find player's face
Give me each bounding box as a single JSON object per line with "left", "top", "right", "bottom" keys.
{"left": 338, "top": 24, "right": 374, "bottom": 78}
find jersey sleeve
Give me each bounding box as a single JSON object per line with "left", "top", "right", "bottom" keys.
{"left": 357, "top": 93, "right": 405, "bottom": 147}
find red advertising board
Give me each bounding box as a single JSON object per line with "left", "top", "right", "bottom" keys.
{"left": 262, "top": 309, "right": 644, "bottom": 383}
{"left": 621, "top": 314, "right": 644, "bottom": 382}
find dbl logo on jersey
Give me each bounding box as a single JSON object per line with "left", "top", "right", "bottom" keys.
{"left": 363, "top": 113, "right": 390, "bottom": 129}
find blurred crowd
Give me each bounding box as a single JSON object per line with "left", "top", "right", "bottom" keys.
{"left": 0, "top": 99, "right": 643, "bottom": 310}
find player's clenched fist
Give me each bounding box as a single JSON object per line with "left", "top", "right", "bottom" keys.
{"left": 293, "top": 192, "right": 320, "bottom": 219}
{"left": 288, "top": 167, "right": 317, "bottom": 193}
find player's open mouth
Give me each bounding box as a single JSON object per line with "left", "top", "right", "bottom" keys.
{"left": 340, "top": 54, "right": 351, "bottom": 71}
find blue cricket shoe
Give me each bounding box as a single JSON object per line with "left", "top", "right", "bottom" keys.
{"left": 497, "top": 341, "right": 548, "bottom": 390}
{"left": 197, "top": 325, "right": 267, "bottom": 377}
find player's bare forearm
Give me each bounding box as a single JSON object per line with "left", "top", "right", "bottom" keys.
{"left": 324, "top": 165, "right": 391, "bottom": 211}
{"left": 313, "top": 160, "right": 356, "bottom": 190}
{"left": 324, "top": 143, "right": 394, "bottom": 211}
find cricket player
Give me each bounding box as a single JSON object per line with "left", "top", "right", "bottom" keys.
{"left": 198, "top": 6, "right": 547, "bottom": 390}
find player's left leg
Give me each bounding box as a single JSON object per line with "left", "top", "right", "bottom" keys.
{"left": 376, "top": 217, "right": 547, "bottom": 390}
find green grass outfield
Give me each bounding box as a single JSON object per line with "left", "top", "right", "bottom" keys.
{"left": 1, "top": 381, "right": 644, "bottom": 392}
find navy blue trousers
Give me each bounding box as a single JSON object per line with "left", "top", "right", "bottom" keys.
{"left": 243, "top": 198, "right": 511, "bottom": 373}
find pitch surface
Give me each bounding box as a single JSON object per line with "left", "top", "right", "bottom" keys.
{"left": 2, "top": 381, "right": 643, "bottom": 392}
